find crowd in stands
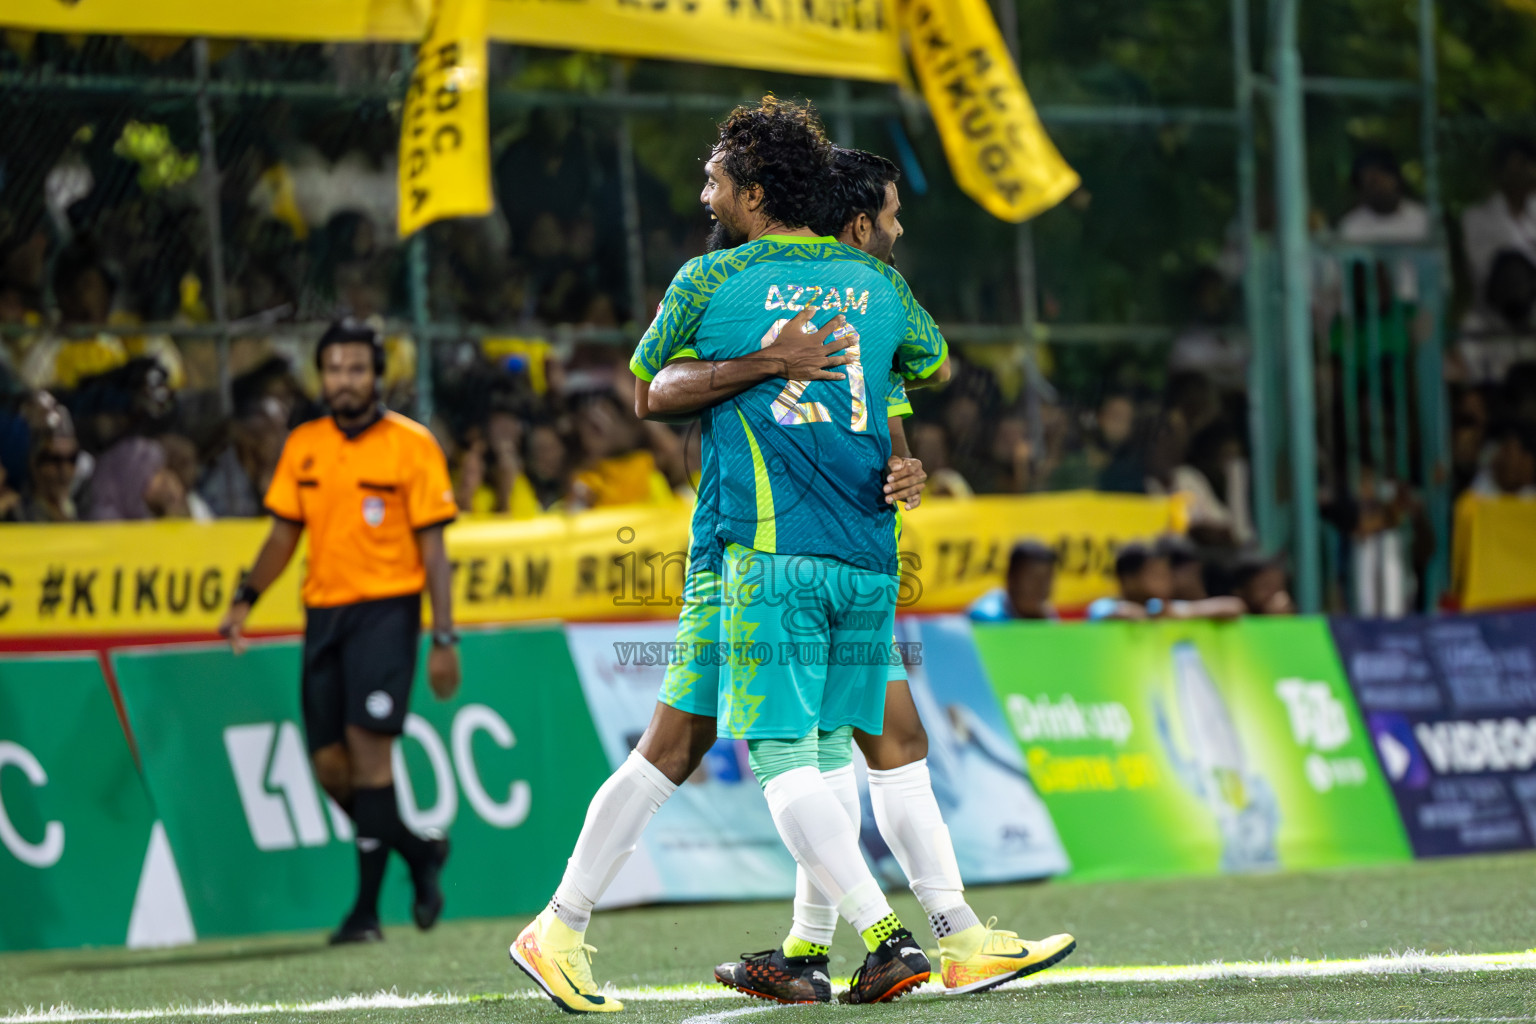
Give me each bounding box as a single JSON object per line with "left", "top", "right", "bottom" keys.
{"left": 1, "top": 34, "right": 1532, "bottom": 615}
{"left": 966, "top": 537, "right": 1294, "bottom": 623}
{"left": 1449, "top": 138, "right": 1536, "bottom": 504}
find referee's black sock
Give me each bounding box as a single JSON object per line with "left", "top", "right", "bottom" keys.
{"left": 353, "top": 784, "right": 435, "bottom": 873}
{"left": 350, "top": 836, "right": 389, "bottom": 923}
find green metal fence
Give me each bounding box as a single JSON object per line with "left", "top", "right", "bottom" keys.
{"left": 0, "top": 4, "right": 1527, "bottom": 613}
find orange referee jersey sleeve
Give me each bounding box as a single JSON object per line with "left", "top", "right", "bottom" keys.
{"left": 408, "top": 435, "right": 457, "bottom": 529}
{"left": 265, "top": 432, "right": 306, "bottom": 523}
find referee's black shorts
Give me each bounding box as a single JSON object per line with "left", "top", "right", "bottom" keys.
{"left": 300, "top": 592, "right": 422, "bottom": 753}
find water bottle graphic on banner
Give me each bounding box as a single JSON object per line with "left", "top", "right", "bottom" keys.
{"left": 1156, "top": 641, "right": 1280, "bottom": 873}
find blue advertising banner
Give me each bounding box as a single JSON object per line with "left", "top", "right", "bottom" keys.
{"left": 561, "top": 617, "right": 1070, "bottom": 907}
{"left": 1331, "top": 612, "right": 1536, "bottom": 857}
{"left": 562, "top": 622, "right": 798, "bottom": 905}
{"left": 861, "top": 617, "right": 1069, "bottom": 884}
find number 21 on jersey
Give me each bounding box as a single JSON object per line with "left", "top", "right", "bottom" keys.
{"left": 760, "top": 317, "right": 868, "bottom": 431}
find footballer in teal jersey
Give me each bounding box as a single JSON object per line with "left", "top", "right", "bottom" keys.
{"left": 633, "top": 237, "right": 945, "bottom": 578}
{"left": 638, "top": 141, "right": 1070, "bottom": 1003}
{"left": 633, "top": 235, "right": 944, "bottom": 741}
{"left": 515, "top": 102, "right": 940, "bottom": 1015}
{"left": 513, "top": 120, "right": 1069, "bottom": 1014}
{"left": 647, "top": 370, "right": 917, "bottom": 720}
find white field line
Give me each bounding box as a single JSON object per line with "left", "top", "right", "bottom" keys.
{"left": 676, "top": 1008, "right": 777, "bottom": 1024}
{"left": 1002, "top": 949, "right": 1536, "bottom": 990}
{"left": 5, "top": 950, "right": 1535, "bottom": 1023}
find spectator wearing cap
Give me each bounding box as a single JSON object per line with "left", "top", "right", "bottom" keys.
{"left": 968, "top": 541, "right": 1058, "bottom": 621}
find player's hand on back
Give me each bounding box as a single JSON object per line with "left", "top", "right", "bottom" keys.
{"left": 884, "top": 455, "right": 927, "bottom": 510}
{"left": 428, "top": 644, "right": 461, "bottom": 701}
{"left": 760, "top": 305, "right": 854, "bottom": 381}
{"left": 218, "top": 602, "right": 250, "bottom": 655}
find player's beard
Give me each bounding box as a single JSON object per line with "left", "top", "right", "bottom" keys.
{"left": 867, "top": 226, "right": 898, "bottom": 268}
{"left": 325, "top": 387, "right": 374, "bottom": 419}
{"left": 706, "top": 218, "right": 747, "bottom": 252}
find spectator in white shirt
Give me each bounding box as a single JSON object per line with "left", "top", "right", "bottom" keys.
{"left": 1338, "top": 148, "right": 1431, "bottom": 245}
{"left": 1337, "top": 149, "right": 1431, "bottom": 305}
{"left": 1460, "top": 138, "right": 1536, "bottom": 320}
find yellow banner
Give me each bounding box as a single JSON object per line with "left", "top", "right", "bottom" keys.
{"left": 0, "top": 0, "right": 424, "bottom": 40}
{"left": 900, "top": 493, "right": 1185, "bottom": 610}
{"left": 1452, "top": 493, "right": 1536, "bottom": 612}
{"left": 398, "top": 0, "right": 494, "bottom": 237}
{"left": 1, "top": 0, "right": 901, "bottom": 79}
{"left": 487, "top": 0, "right": 904, "bottom": 83}
{"left": 0, "top": 494, "right": 1181, "bottom": 640}
{"left": 4, "top": 0, "right": 1077, "bottom": 225}
{"left": 898, "top": 0, "right": 1078, "bottom": 221}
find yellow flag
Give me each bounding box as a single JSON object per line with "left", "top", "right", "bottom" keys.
{"left": 0, "top": 0, "right": 422, "bottom": 40}
{"left": 488, "top": 0, "right": 904, "bottom": 84}
{"left": 398, "top": 0, "right": 493, "bottom": 238}
{"left": 898, "top": 0, "right": 1077, "bottom": 222}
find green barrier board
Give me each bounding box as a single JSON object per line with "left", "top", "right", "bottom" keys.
{"left": 972, "top": 618, "right": 1411, "bottom": 880}
{"left": 112, "top": 626, "right": 608, "bottom": 938}
{"left": 0, "top": 655, "right": 155, "bottom": 950}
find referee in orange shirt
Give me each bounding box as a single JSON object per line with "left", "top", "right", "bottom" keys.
{"left": 219, "top": 318, "right": 461, "bottom": 944}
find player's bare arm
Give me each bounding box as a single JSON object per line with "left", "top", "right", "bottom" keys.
{"left": 218, "top": 516, "right": 303, "bottom": 654}
{"left": 636, "top": 305, "right": 851, "bottom": 420}
{"left": 418, "top": 524, "right": 460, "bottom": 699}
{"left": 1169, "top": 596, "right": 1247, "bottom": 621}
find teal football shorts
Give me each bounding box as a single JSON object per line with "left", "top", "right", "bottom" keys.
{"left": 718, "top": 543, "right": 899, "bottom": 740}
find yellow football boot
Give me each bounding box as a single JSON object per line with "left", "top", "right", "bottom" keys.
{"left": 939, "top": 919, "right": 1076, "bottom": 995}
{"left": 510, "top": 909, "right": 624, "bottom": 1013}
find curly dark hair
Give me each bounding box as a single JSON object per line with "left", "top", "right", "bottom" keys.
{"left": 714, "top": 95, "right": 833, "bottom": 231}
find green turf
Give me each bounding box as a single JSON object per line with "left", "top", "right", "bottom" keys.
{"left": 4, "top": 853, "right": 1535, "bottom": 1023}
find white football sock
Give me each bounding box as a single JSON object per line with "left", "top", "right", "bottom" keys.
{"left": 764, "top": 765, "right": 892, "bottom": 935}
{"left": 788, "top": 765, "right": 862, "bottom": 947}
{"left": 551, "top": 749, "right": 676, "bottom": 933}
{"left": 867, "top": 759, "right": 981, "bottom": 940}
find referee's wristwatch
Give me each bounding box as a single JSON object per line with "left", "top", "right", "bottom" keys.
{"left": 431, "top": 628, "right": 460, "bottom": 648}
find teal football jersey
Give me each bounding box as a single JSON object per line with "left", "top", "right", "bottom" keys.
{"left": 630, "top": 235, "right": 945, "bottom": 577}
